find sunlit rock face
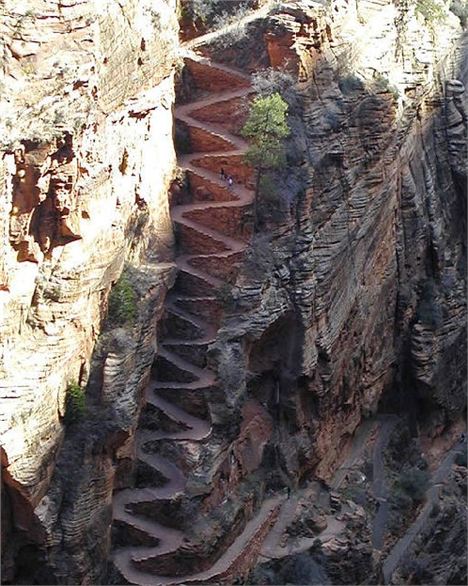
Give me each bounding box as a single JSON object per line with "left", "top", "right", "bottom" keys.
{"left": 0, "top": 0, "right": 178, "bottom": 582}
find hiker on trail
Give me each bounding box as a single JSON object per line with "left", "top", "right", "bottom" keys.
{"left": 287, "top": 486, "right": 291, "bottom": 499}
{"left": 220, "top": 168, "right": 226, "bottom": 180}
{"left": 227, "top": 175, "right": 233, "bottom": 189}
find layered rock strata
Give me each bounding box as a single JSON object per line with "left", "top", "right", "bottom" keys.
{"left": 209, "top": 0, "right": 466, "bottom": 484}
{"left": 1, "top": 1, "right": 178, "bottom": 583}
{"left": 0, "top": 0, "right": 465, "bottom": 583}
{"left": 111, "top": 56, "right": 279, "bottom": 585}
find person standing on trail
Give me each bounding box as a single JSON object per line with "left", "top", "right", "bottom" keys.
{"left": 220, "top": 168, "right": 226, "bottom": 181}
{"left": 227, "top": 176, "right": 233, "bottom": 189}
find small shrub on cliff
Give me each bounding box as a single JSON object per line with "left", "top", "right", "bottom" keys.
{"left": 251, "top": 68, "right": 300, "bottom": 110}
{"left": 398, "top": 467, "right": 430, "bottom": 502}
{"left": 371, "top": 73, "right": 400, "bottom": 101}
{"left": 65, "top": 381, "right": 86, "bottom": 423}
{"left": 338, "top": 74, "right": 365, "bottom": 95}
{"left": 416, "top": 0, "right": 446, "bottom": 22}
{"left": 108, "top": 272, "right": 137, "bottom": 327}
{"left": 182, "top": 0, "right": 221, "bottom": 23}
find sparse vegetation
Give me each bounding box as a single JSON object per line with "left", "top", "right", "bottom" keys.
{"left": 65, "top": 381, "right": 86, "bottom": 423}
{"left": 389, "top": 466, "right": 430, "bottom": 532}
{"left": 398, "top": 467, "right": 430, "bottom": 501}
{"left": 181, "top": 0, "right": 222, "bottom": 23}
{"left": 338, "top": 74, "right": 365, "bottom": 95}
{"left": 372, "top": 73, "right": 400, "bottom": 101}
{"left": 146, "top": 7, "right": 162, "bottom": 30}
{"left": 108, "top": 271, "right": 137, "bottom": 327}
{"left": 251, "top": 68, "right": 300, "bottom": 109}
{"left": 210, "top": 19, "right": 249, "bottom": 49}
{"left": 416, "top": 0, "right": 446, "bottom": 22}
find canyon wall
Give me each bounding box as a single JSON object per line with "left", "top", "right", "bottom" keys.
{"left": 0, "top": 0, "right": 465, "bottom": 583}
{"left": 0, "top": 1, "right": 178, "bottom": 583}
{"left": 106, "top": 2, "right": 465, "bottom": 582}
{"left": 208, "top": 0, "right": 466, "bottom": 486}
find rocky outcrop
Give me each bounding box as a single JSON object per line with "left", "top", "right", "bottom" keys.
{"left": 0, "top": 1, "right": 178, "bottom": 583}
{"left": 388, "top": 464, "right": 467, "bottom": 585}
{"left": 208, "top": 0, "right": 466, "bottom": 485}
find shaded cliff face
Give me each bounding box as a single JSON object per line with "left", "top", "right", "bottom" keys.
{"left": 0, "top": 1, "right": 178, "bottom": 583}
{"left": 0, "top": 0, "right": 465, "bottom": 584}
{"left": 100, "top": 3, "right": 465, "bottom": 583}
{"left": 205, "top": 0, "right": 466, "bottom": 483}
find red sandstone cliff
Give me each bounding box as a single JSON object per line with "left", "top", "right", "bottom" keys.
{"left": 0, "top": 0, "right": 465, "bottom": 584}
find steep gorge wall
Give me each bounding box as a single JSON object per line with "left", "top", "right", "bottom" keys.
{"left": 0, "top": 1, "right": 179, "bottom": 583}
{"left": 204, "top": 0, "right": 466, "bottom": 486}
{"left": 111, "top": 3, "right": 467, "bottom": 580}
{"left": 0, "top": 0, "right": 465, "bottom": 583}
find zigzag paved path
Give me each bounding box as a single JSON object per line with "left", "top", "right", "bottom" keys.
{"left": 111, "top": 57, "right": 261, "bottom": 585}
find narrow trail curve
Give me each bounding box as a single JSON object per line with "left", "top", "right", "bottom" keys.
{"left": 111, "top": 58, "right": 258, "bottom": 585}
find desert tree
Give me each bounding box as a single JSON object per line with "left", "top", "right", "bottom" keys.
{"left": 241, "top": 92, "right": 290, "bottom": 227}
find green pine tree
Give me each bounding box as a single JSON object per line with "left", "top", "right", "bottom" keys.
{"left": 241, "top": 92, "right": 290, "bottom": 227}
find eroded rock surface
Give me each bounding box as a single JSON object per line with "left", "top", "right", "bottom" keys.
{"left": 0, "top": 0, "right": 465, "bottom": 583}
{"left": 1, "top": 1, "right": 178, "bottom": 583}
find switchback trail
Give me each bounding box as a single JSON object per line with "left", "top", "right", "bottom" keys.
{"left": 111, "top": 56, "right": 257, "bottom": 585}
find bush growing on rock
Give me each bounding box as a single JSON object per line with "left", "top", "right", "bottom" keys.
{"left": 338, "top": 74, "right": 365, "bottom": 95}
{"left": 210, "top": 4, "right": 251, "bottom": 48}
{"left": 251, "top": 68, "right": 300, "bottom": 110}
{"left": 416, "top": 0, "right": 446, "bottom": 22}
{"left": 181, "top": 0, "right": 221, "bottom": 23}
{"left": 108, "top": 271, "right": 137, "bottom": 327}
{"left": 398, "top": 467, "right": 430, "bottom": 502}
{"left": 371, "top": 73, "right": 400, "bottom": 101}
{"left": 65, "top": 381, "right": 86, "bottom": 423}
